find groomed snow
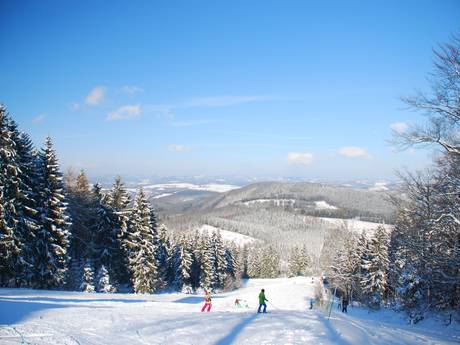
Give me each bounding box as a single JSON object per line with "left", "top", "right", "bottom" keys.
{"left": 197, "top": 224, "right": 259, "bottom": 246}
{"left": 1, "top": 277, "right": 458, "bottom": 345}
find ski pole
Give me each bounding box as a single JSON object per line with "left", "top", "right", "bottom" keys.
{"left": 267, "top": 300, "right": 280, "bottom": 310}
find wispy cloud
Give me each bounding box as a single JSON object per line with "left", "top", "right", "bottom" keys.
{"left": 168, "top": 144, "right": 191, "bottom": 152}
{"left": 144, "top": 95, "right": 276, "bottom": 121}
{"left": 85, "top": 86, "right": 106, "bottom": 106}
{"left": 32, "top": 114, "right": 46, "bottom": 124}
{"left": 390, "top": 122, "right": 408, "bottom": 134}
{"left": 287, "top": 152, "right": 314, "bottom": 165}
{"left": 121, "top": 85, "right": 144, "bottom": 95}
{"left": 338, "top": 146, "right": 372, "bottom": 159}
{"left": 107, "top": 104, "right": 141, "bottom": 121}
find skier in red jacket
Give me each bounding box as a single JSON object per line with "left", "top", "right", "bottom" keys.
{"left": 201, "top": 290, "right": 212, "bottom": 312}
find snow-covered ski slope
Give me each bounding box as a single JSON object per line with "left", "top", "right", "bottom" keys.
{"left": 0, "top": 277, "right": 458, "bottom": 345}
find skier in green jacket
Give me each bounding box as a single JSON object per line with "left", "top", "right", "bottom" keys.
{"left": 258, "top": 289, "right": 268, "bottom": 313}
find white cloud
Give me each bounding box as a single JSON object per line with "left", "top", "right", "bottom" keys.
{"left": 287, "top": 152, "right": 314, "bottom": 165}
{"left": 121, "top": 85, "right": 144, "bottom": 95}
{"left": 85, "top": 86, "right": 106, "bottom": 106}
{"left": 338, "top": 146, "right": 372, "bottom": 159}
{"left": 169, "top": 144, "right": 191, "bottom": 152}
{"left": 107, "top": 104, "right": 141, "bottom": 121}
{"left": 32, "top": 114, "right": 46, "bottom": 124}
{"left": 390, "top": 122, "right": 408, "bottom": 133}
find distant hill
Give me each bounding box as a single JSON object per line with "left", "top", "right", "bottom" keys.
{"left": 173, "top": 181, "right": 396, "bottom": 223}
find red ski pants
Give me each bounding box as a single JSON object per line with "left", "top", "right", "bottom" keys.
{"left": 201, "top": 303, "right": 212, "bottom": 312}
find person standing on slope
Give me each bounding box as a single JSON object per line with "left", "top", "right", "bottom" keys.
{"left": 201, "top": 290, "right": 212, "bottom": 312}
{"left": 258, "top": 289, "right": 268, "bottom": 313}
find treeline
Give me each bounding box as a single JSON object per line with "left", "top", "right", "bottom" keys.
{"left": 330, "top": 35, "right": 460, "bottom": 321}
{"left": 0, "top": 106, "right": 240, "bottom": 293}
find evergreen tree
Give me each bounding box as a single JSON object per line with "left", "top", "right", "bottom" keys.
{"left": 67, "top": 170, "right": 98, "bottom": 277}
{"left": 80, "top": 259, "right": 95, "bottom": 292}
{"left": 361, "top": 226, "right": 389, "bottom": 308}
{"left": 0, "top": 106, "right": 23, "bottom": 286}
{"left": 199, "top": 234, "right": 218, "bottom": 290}
{"left": 33, "top": 137, "right": 70, "bottom": 289}
{"left": 13, "top": 131, "right": 41, "bottom": 286}
{"left": 211, "top": 231, "right": 227, "bottom": 289}
{"left": 172, "top": 236, "right": 194, "bottom": 292}
{"left": 106, "top": 176, "right": 131, "bottom": 285}
{"left": 288, "top": 246, "right": 311, "bottom": 277}
{"left": 93, "top": 183, "right": 122, "bottom": 288}
{"left": 124, "top": 187, "right": 160, "bottom": 293}
{"left": 96, "top": 265, "right": 115, "bottom": 293}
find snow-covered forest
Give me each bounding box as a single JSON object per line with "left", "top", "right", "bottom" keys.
{"left": 1, "top": 35, "right": 460, "bottom": 331}
{"left": 0, "top": 112, "right": 241, "bottom": 294}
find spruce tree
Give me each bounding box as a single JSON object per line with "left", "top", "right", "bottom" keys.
{"left": 34, "top": 136, "right": 70, "bottom": 289}
{"left": 80, "top": 259, "right": 95, "bottom": 292}
{"left": 13, "top": 131, "right": 41, "bottom": 286}
{"left": 172, "top": 236, "right": 194, "bottom": 292}
{"left": 199, "top": 234, "right": 218, "bottom": 291}
{"left": 96, "top": 265, "right": 115, "bottom": 293}
{"left": 124, "top": 187, "right": 160, "bottom": 293}
{"left": 0, "top": 106, "right": 23, "bottom": 286}
{"left": 106, "top": 176, "right": 131, "bottom": 285}
{"left": 361, "top": 226, "right": 389, "bottom": 308}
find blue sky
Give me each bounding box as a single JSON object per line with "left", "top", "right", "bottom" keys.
{"left": 1, "top": 1, "right": 459, "bottom": 180}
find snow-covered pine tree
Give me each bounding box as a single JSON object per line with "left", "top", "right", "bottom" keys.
{"left": 189, "top": 232, "right": 203, "bottom": 290}
{"left": 80, "top": 259, "right": 95, "bottom": 293}
{"left": 260, "top": 246, "right": 280, "bottom": 278}
{"left": 157, "top": 224, "right": 172, "bottom": 287}
{"left": 172, "top": 236, "right": 194, "bottom": 293}
{"left": 93, "top": 182, "right": 122, "bottom": 289}
{"left": 33, "top": 136, "right": 70, "bottom": 289}
{"left": 105, "top": 176, "right": 131, "bottom": 285}
{"left": 361, "top": 226, "right": 390, "bottom": 308}
{"left": 330, "top": 235, "right": 357, "bottom": 300}
{"left": 0, "top": 106, "right": 23, "bottom": 287}
{"left": 350, "top": 231, "right": 368, "bottom": 301}
{"left": 247, "top": 247, "right": 262, "bottom": 278}
{"left": 223, "top": 247, "right": 237, "bottom": 290}
{"left": 96, "top": 265, "right": 115, "bottom": 293}
{"left": 199, "top": 234, "right": 218, "bottom": 291}
{"left": 67, "top": 170, "right": 98, "bottom": 279}
{"left": 124, "top": 187, "right": 160, "bottom": 293}
{"left": 13, "top": 131, "right": 41, "bottom": 286}
{"left": 211, "top": 231, "right": 227, "bottom": 289}
{"left": 288, "top": 247, "right": 302, "bottom": 277}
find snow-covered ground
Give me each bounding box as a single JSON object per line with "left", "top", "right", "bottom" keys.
{"left": 317, "top": 217, "right": 394, "bottom": 234}
{"left": 314, "top": 200, "right": 338, "bottom": 210}
{"left": 197, "top": 224, "right": 260, "bottom": 246}
{"left": 0, "top": 277, "right": 458, "bottom": 345}
{"left": 145, "top": 183, "right": 241, "bottom": 193}
{"left": 242, "top": 198, "right": 296, "bottom": 206}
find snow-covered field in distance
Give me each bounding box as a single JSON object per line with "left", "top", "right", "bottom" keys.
{"left": 128, "top": 183, "right": 241, "bottom": 196}
{"left": 315, "top": 217, "right": 394, "bottom": 234}
{"left": 0, "top": 277, "right": 457, "bottom": 345}
{"left": 197, "top": 224, "right": 260, "bottom": 246}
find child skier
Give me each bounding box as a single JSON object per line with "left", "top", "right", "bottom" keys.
{"left": 257, "top": 289, "right": 268, "bottom": 313}
{"left": 201, "top": 290, "right": 212, "bottom": 312}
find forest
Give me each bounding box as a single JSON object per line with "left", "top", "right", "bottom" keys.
{"left": 1, "top": 35, "right": 459, "bottom": 323}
